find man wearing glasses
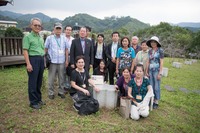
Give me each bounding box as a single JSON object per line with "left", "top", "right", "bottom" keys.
{"left": 23, "top": 18, "right": 45, "bottom": 109}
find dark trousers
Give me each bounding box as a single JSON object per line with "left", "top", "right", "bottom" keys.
{"left": 108, "top": 61, "right": 116, "bottom": 85}
{"left": 28, "top": 56, "right": 44, "bottom": 105}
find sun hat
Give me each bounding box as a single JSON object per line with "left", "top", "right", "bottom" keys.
{"left": 146, "top": 36, "right": 161, "bottom": 47}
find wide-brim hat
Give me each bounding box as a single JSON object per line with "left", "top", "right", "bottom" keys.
{"left": 146, "top": 36, "right": 161, "bottom": 47}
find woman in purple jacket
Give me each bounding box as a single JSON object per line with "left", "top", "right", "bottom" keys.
{"left": 115, "top": 67, "right": 135, "bottom": 97}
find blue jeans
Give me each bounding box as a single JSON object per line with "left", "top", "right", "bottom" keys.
{"left": 149, "top": 70, "right": 160, "bottom": 100}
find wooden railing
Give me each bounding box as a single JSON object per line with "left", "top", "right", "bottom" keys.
{"left": 0, "top": 37, "right": 23, "bottom": 56}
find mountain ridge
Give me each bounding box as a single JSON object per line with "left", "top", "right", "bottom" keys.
{"left": 0, "top": 10, "right": 199, "bottom": 32}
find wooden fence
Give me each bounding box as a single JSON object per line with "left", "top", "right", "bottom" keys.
{"left": 0, "top": 37, "right": 25, "bottom": 69}
{"left": 0, "top": 37, "right": 23, "bottom": 56}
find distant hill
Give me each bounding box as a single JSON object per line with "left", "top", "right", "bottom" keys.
{"left": 0, "top": 11, "right": 150, "bottom": 33}
{"left": 0, "top": 14, "right": 14, "bottom": 21}
{"left": 0, "top": 10, "right": 200, "bottom": 33}
{"left": 17, "top": 12, "right": 53, "bottom": 23}
{"left": 62, "top": 13, "right": 102, "bottom": 32}
{"left": 0, "top": 10, "right": 23, "bottom": 19}
{"left": 62, "top": 14, "right": 150, "bottom": 33}
{"left": 0, "top": 11, "right": 60, "bottom": 23}
{"left": 177, "top": 22, "right": 200, "bottom": 28}
{"left": 183, "top": 27, "right": 200, "bottom": 32}
{"left": 172, "top": 22, "right": 200, "bottom": 32}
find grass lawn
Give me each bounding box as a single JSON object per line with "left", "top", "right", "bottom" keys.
{"left": 0, "top": 58, "right": 200, "bottom": 132}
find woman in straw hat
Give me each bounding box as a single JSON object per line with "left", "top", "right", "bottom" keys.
{"left": 145, "top": 36, "right": 164, "bottom": 109}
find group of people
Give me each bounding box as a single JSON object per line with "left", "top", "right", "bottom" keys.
{"left": 23, "top": 18, "right": 164, "bottom": 120}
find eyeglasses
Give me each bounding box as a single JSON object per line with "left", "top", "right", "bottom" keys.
{"left": 33, "top": 24, "right": 41, "bottom": 28}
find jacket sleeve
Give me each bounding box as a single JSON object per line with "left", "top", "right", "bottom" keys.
{"left": 106, "top": 44, "right": 112, "bottom": 60}
{"left": 90, "top": 41, "right": 94, "bottom": 65}
{"left": 70, "top": 39, "right": 75, "bottom": 65}
{"left": 105, "top": 69, "right": 108, "bottom": 82}
{"left": 103, "top": 44, "right": 107, "bottom": 62}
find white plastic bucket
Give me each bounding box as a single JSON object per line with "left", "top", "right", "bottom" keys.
{"left": 93, "top": 84, "right": 117, "bottom": 109}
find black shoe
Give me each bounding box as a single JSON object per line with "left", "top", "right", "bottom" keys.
{"left": 58, "top": 93, "right": 65, "bottom": 99}
{"left": 73, "top": 104, "right": 79, "bottom": 112}
{"left": 39, "top": 101, "right": 46, "bottom": 105}
{"left": 153, "top": 103, "right": 159, "bottom": 109}
{"left": 49, "top": 95, "right": 55, "bottom": 100}
{"left": 30, "top": 104, "right": 42, "bottom": 109}
{"left": 64, "top": 87, "right": 69, "bottom": 94}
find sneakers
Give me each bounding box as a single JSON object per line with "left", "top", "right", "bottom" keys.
{"left": 73, "top": 104, "right": 79, "bottom": 112}
{"left": 48, "top": 95, "right": 55, "bottom": 100}
{"left": 64, "top": 87, "right": 69, "bottom": 94}
{"left": 30, "top": 104, "right": 42, "bottom": 109}
{"left": 153, "top": 103, "right": 159, "bottom": 109}
{"left": 58, "top": 93, "right": 65, "bottom": 99}
{"left": 49, "top": 93, "right": 65, "bottom": 99}
{"left": 39, "top": 101, "right": 46, "bottom": 105}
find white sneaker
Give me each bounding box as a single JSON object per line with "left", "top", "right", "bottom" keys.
{"left": 73, "top": 104, "right": 79, "bottom": 112}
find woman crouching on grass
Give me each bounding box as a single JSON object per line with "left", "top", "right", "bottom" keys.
{"left": 128, "top": 64, "right": 154, "bottom": 120}
{"left": 70, "top": 55, "right": 99, "bottom": 111}
{"left": 115, "top": 67, "right": 135, "bottom": 97}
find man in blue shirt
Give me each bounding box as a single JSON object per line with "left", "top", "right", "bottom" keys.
{"left": 45, "top": 22, "right": 69, "bottom": 99}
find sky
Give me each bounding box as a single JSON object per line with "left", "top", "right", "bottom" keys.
{"left": 1, "top": 0, "right": 200, "bottom": 25}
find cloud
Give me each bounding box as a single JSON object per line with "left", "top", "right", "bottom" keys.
{"left": 1, "top": 0, "right": 200, "bottom": 25}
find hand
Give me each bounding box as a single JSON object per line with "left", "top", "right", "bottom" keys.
{"left": 71, "top": 64, "right": 75, "bottom": 68}
{"left": 65, "top": 62, "right": 69, "bottom": 67}
{"left": 135, "top": 102, "right": 141, "bottom": 107}
{"left": 115, "top": 85, "right": 119, "bottom": 91}
{"left": 121, "top": 96, "right": 127, "bottom": 99}
{"left": 94, "top": 87, "right": 100, "bottom": 92}
{"left": 26, "top": 64, "right": 33, "bottom": 72}
{"left": 146, "top": 72, "right": 149, "bottom": 77}
{"left": 116, "top": 69, "right": 119, "bottom": 75}
{"left": 111, "top": 58, "right": 116, "bottom": 63}
{"left": 157, "top": 74, "right": 161, "bottom": 80}
{"left": 130, "top": 69, "right": 133, "bottom": 74}
{"left": 82, "top": 89, "right": 90, "bottom": 96}
{"left": 137, "top": 102, "right": 146, "bottom": 111}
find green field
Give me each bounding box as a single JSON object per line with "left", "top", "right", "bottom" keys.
{"left": 0, "top": 58, "right": 200, "bottom": 132}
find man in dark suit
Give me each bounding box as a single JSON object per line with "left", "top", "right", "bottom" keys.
{"left": 106, "top": 31, "right": 121, "bottom": 85}
{"left": 85, "top": 26, "right": 95, "bottom": 46}
{"left": 70, "top": 27, "right": 94, "bottom": 72}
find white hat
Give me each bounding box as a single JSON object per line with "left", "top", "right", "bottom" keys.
{"left": 146, "top": 36, "right": 161, "bottom": 47}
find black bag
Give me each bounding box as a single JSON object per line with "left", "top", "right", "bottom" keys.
{"left": 73, "top": 91, "right": 99, "bottom": 115}
{"left": 45, "top": 52, "right": 51, "bottom": 69}
{"left": 78, "top": 97, "right": 99, "bottom": 115}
